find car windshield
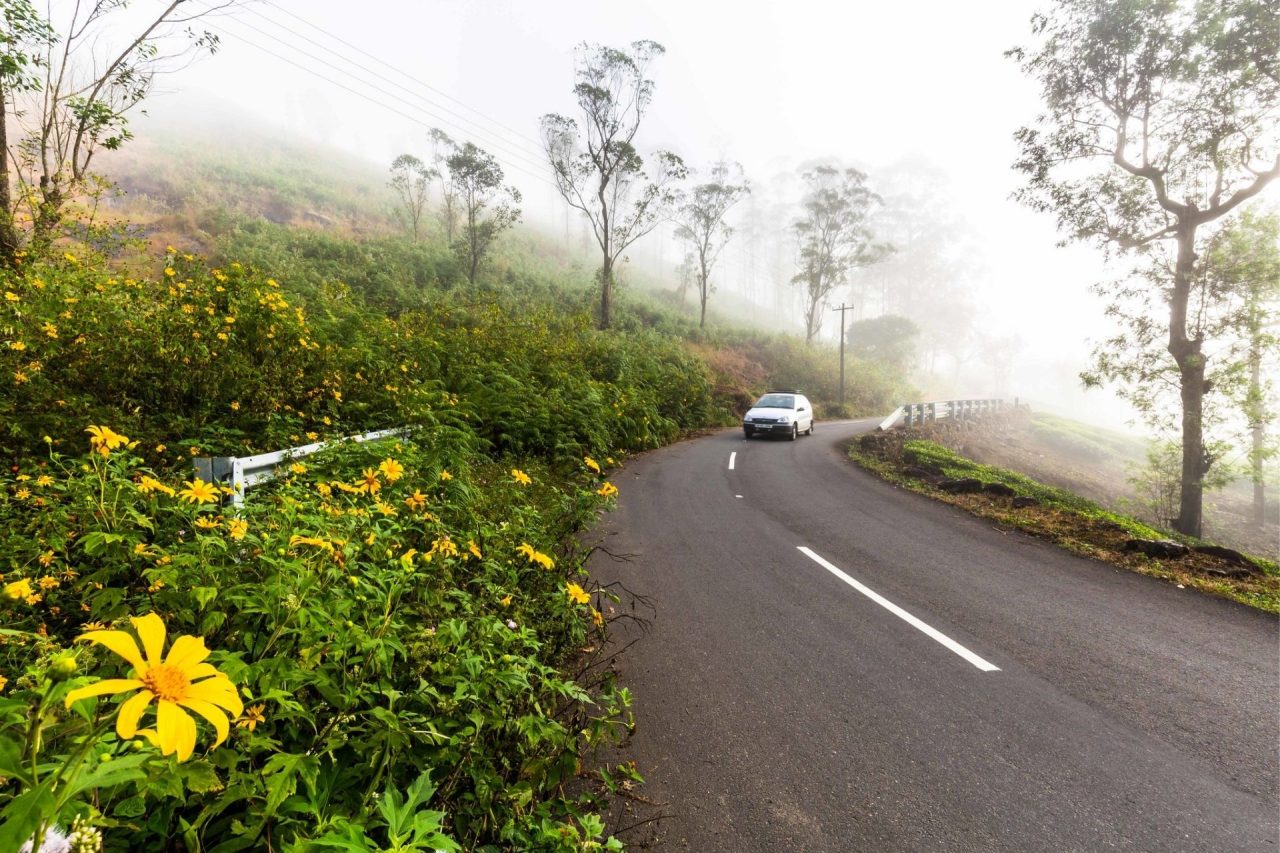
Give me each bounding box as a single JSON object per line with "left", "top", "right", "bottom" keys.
{"left": 755, "top": 394, "right": 795, "bottom": 409}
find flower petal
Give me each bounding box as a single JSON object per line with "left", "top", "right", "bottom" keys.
{"left": 155, "top": 699, "right": 182, "bottom": 757}
{"left": 131, "top": 613, "right": 166, "bottom": 666}
{"left": 179, "top": 698, "right": 230, "bottom": 748}
{"left": 133, "top": 728, "right": 162, "bottom": 748}
{"left": 64, "top": 679, "right": 143, "bottom": 708}
{"left": 117, "top": 689, "right": 155, "bottom": 740}
{"left": 77, "top": 630, "right": 147, "bottom": 674}
{"left": 164, "top": 635, "right": 210, "bottom": 671}
{"left": 186, "top": 675, "right": 244, "bottom": 718}
{"left": 185, "top": 663, "right": 220, "bottom": 680}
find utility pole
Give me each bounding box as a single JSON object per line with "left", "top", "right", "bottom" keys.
{"left": 832, "top": 302, "right": 856, "bottom": 406}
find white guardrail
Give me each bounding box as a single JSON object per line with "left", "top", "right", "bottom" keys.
{"left": 877, "top": 398, "right": 1007, "bottom": 431}
{"left": 193, "top": 427, "right": 408, "bottom": 506}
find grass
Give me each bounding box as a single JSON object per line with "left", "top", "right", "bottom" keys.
{"left": 851, "top": 436, "right": 1280, "bottom": 614}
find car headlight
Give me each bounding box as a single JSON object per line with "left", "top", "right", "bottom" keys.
{"left": 743, "top": 416, "right": 754, "bottom": 423}
{"left": 777, "top": 415, "right": 790, "bottom": 423}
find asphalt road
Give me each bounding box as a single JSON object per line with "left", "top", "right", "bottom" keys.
{"left": 588, "top": 419, "right": 1280, "bottom": 851}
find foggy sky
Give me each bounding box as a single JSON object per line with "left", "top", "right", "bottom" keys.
{"left": 150, "top": 0, "right": 1165, "bottom": 428}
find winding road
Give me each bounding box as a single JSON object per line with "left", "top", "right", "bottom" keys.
{"left": 588, "top": 418, "right": 1279, "bottom": 851}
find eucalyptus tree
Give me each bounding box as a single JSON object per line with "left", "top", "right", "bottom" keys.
{"left": 388, "top": 154, "right": 433, "bottom": 242}
{"left": 444, "top": 142, "right": 521, "bottom": 284}
{"left": 541, "top": 40, "right": 685, "bottom": 330}
{"left": 673, "top": 161, "right": 749, "bottom": 328}
{"left": 1010, "top": 0, "right": 1280, "bottom": 536}
{"left": 429, "top": 128, "right": 461, "bottom": 243}
{"left": 3, "top": 0, "right": 231, "bottom": 260}
{"left": 791, "top": 165, "right": 889, "bottom": 343}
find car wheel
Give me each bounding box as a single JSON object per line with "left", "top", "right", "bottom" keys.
{"left": 788, "top": 424, "right": 798, "bottom": 441}
{"left": 807, "top": 421, "right": 815, "bottom": 435}
{"left": 744, "top": 428, "right": 753, "bottom": 440}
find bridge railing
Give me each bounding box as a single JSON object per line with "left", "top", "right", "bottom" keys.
{"left": 193, "top": 426, "right": 408, "bottom": 506}
{"left": 877, "top": 398, "right": 1008, "bottom": 431}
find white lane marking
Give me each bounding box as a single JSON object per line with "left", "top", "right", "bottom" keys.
{"left": 796, "top": 547, "right": 1000, "bottom": 672}
{"left": 735, "top": 494, "right": 743, "bottom": 499}
{"left": 728, "top": 451, "right": 736, "bottom": 470}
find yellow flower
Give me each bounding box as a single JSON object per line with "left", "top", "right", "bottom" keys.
{"left": 35, "top": 475, "right": 53, "bottom": 487}
{"left": 38, "top": 575, "right": 60, "bottom": 590}
{"left": 592, "top": 608, "right": 604, "bottom": 627}
{"left": 3, "top": 291, "right": 18, "bottom": 301}
{"left": 138, "top": 476, "right": 176, "bottom": 497}
{"left": 596, "top": 482, "right": 619, "bottom": 498}
{"left": 238, "top": 704, "right": 266, "bottom": 732}
{"left": 178, "top": 479, "right": 218, "bottom": 504}
{"left": 86, "top": 425, "right": 129, "bottom": 456}
{"left": 404, "top": 490, "right": 427, "bottom": 511}
{"left": 81, "top": 621, "right": 106, "bottom": 631}
{"left": 584, "top": 457, "right": 601, "bottom": 474}
{"left": 500, "top": 594, "right": 513, "bottom": 607}
{"left": 378, "top": 458, "right": 404, "bottom": 483}
{"left": 511, "top": 469, "right": 531, "bottom": 486}
{"left": 155, "top": 444, "right": 167, "bottom": 454}
{"left": 65, "top": 613, "right": 244, "bottom": 762}
{"left": 290, "top": 462, "right": 307, "bottom": 475}
{"left": 7, "top": 341, "right": 25, "bottom": 351}
{"left": 14, "top": 487, "right": 30, "bottom": 500}
{"left": 566, "top": 582, "right": 590, "bottom": 605}
{"left": 0, "top": 675, "right": 7, "bottom": 692}
{"left": 38, "top": 550, "right": 56, "bottom": 567}
{"left": 516, "top": 543, "right": 555, "bottom": 571}
{"left": 289, "top": 535, "right": 334, "bottom": 553}
{"left": 63, "top": 252, "right": 77, "bottom": 264}
{"left": 359, "top": 468, "right": 382, "bottom": 494}
{"left": 229, "top": 401, "right": 240, "bottom": 411}
{"left": 432, "top": 536, "right": 459, "bottom": 559}
{"left": 4, "top": 578, "right": 33, "bottom": 600}
{"left": 41, "top": 322, "right": 58, "bottom": 339}
{"left": 467, "top": 540, "right": 482, "bottom": 561}
{"left": 439, "top": 469, "right": 453, "bottom": 481}
{"left": 194, "top": 517, "right": 219, "bottom": 531}
{"left": 227, "top": 519, "right": 248, "bottom": 540}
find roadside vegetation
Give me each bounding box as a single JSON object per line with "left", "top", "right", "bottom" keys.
{"left": 852, "top": 431, "right": 1279, "bottom": 614}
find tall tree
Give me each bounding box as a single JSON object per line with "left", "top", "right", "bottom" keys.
{"left": 3, "top": 1, "right": 230, "bottom": 260}
{"left": 541, "top": 40, "right": 685, "bottom": 330}
{"left": 444, "top": 142, "right": 521, "bottom": 284}
{"left": 1010, "top": 0, "right": 1280, "bottom": 537}
{"left": 673, "top": 160, "right": 749, "bottom": 328}
{"left": 429, "top": 128, "right": 461, "bottom": 244}
{"left": 388, "top": 154, "right": 432, "bottom": 242}
{"left": 791, "top": 165, "right": 889, "bottom": 343}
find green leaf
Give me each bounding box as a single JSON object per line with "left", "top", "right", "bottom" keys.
{"left": 181, "top": 759, "right": 223, "bottom": 793}
{"left": 115, "top": 795, "right": 147, "bottom": 818}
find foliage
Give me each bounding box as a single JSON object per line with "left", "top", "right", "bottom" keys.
{"left": 1009, "top": 0, "right": 1280, "bottom": 537}
{"left": 0, "top": 425, "right": 630, "bottom": 850}
{"left": 846, "top": 315, "right": 919, "bottom": 369}
{"left": 388, "top": 155, "right": 432, "bottom": 243}
{"left": 540, "top": 40, "right": 686, "bottom": 329}
{"left": 444, "top": 143, "right": 522, "bottom": 285}
{"left": 791, "top": 166, "right": 890, "bottom": 343}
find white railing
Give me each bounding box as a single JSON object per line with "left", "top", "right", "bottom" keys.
{"left": 193, "top": 427, "right": 407, "bottom": 506}
{"left": 877, "top": 398, "right": 1007, "bottom": 431}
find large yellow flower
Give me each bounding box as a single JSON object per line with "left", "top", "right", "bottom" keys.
{"left": 377, "top": 458, "right": 404, "bottom": 483}
{"left": 511, "top": 469, "right": 532, "bottom": 486}
{"left": 65, "top": 613, "right": 243, "bottom": 762}
{"left": 178, "top": 479, "right": 218, "bottom": 504}
{"left": 85, "top": 425, "right": 129, "bottom": 457}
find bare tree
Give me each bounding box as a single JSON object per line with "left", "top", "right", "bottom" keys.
{"left": 389, "top": 153, "right": 432, "bottom": 242}
{"left": 1011, "top": 0, "right": 1280, "bottom": 536}
{"left": 792, "top": 165, "right": 889, "bottom": 343}
{"left": 0, "top": 0, "right": 51, "bottom": 265}
{"left": 3, "top": 0, "right": 231, "bottom": 259}
{"left": 673, "top": 160, "right": 749, "bottom": 328}
{"left": 541, "top": 40, "right": 685, "bottom": 330}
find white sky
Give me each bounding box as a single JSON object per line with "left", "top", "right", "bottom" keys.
{"left": 149, "top": 0, "right": 1161, "bottom": 428}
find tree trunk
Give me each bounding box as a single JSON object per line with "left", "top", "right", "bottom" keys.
{"left": 698, "top": 257, "right": 710, "bottom": 328}
{"left": 600, "top": 255, "right": 613, "bottom": 330}
{"left": 1170, "top": 226, "right": 1206, "bottom": 538}
{"left": 0, "top": 78, "right": 19, "bottom": 268}
{"left": 1249, "top": 336, "right": 1265, "bottom": 529}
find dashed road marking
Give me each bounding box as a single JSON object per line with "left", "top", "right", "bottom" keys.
{"left": 728, "top": 451, "right": 736, "bottom": 470}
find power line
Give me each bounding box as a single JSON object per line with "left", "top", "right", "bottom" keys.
{"left": 261, "top": 0, "right": 548, "bottom": 154}
{"left": 234, "top": 2, "right": 550, "bottom": 166}
{"left": 194, "top": 5, "right": 555, "bottom": 180}
{"left": 194, "top": 19, "right": 561, "bottom": 192}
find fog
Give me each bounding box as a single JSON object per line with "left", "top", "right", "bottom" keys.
{"left": 135, "top": 0, "right": 1176, "bottom": 431}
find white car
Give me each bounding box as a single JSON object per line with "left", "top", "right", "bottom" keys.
{"left": 742, "top": 391, "right": 815, "bottom": 440}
